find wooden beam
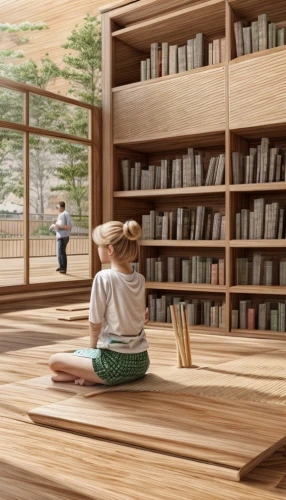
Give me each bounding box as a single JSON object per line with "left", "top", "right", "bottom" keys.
{"left": 23, "top": 92, "right": 29, "bottom": 285}
{"left": 0, "top": 120, "right": 92, "bottom": 146}
{"left": 102, "top": 13, "right": 114, "bottom": 222}
{"left": 0, "top": 77, "right": 93, "bottom": 109}
{"left": 100, "top": 0, "right": 139, "bottom": 14}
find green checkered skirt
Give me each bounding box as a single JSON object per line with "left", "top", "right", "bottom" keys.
{"left": 73, "top": 348, "right": 150, "bottom": 386}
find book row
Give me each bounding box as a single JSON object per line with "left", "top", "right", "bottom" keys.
{"left": 236, "top": 199, "right": 286, "bottom": 240}
{"left": 234, "top": 14, "right": 285, "bottom": 58}
{"left": 148, "top": 293, "right": 225, "bottom": 328}
{"left": 236, "top": 255, "right": 286, "bottom": 286}
{"left": 145, "top": 256, "right": 225, "bottom": 285}
{"left": 121, "top": 151, "right": 225, "bottom": 191}
{"left": 140, "top": 35, "right": 225, "bottom": 81}
{"left": 232, "top": 138, "right": 286, "bottom": 185}
{"left": 142, "top": 208, "right": 225, "bottom": 241}
{"left": 232, "top": 300, "right": 286, "bottom": 332}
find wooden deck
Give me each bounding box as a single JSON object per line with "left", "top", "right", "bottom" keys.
{"left": 0, "top": 255, "right": 89, "bottom": 286}
{"left": 1, "top": 296, "right": 286, "bottom": 499}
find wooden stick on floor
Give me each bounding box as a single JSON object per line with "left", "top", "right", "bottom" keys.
{"left": 180, "top": 305, "right": 192, "bottom": 367}
{"left": 176, "top": 305, "right": 187, "bottom": 367}
{"left": 170, "top": 306, "right": 183, "bottom": 368}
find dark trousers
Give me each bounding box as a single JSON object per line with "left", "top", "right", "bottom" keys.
{"left": 57, "top": 237, "right": 69, "bottom": 270}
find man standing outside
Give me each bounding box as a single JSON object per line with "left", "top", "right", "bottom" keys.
{"left": 50, "top": 201, "right": 72, "bottom": 274}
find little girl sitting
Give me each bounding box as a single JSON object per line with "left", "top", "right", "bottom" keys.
{"left": 49, "top": 220, "right": 149, "bottom": 386}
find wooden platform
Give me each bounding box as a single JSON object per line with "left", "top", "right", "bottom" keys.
{"left": 29, "top": 391, "right": 286, "bottom": 481}
{"left": 1, "top": 297, "right": 286, "bottom": 498}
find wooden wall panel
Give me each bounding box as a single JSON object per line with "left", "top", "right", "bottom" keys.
{"left": 113, "top": 66, "right": 225, "bottom": 144}
{"left": 229, "top": 49, "right": 286, "bottom": 131}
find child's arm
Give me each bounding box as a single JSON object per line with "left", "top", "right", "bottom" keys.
{"left": 89, "top": 321, "right": 102, "bottom": 348}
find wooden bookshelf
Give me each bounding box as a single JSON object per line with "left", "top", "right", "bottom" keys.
{"left": 146, "top": 282, "right": 226, "bottom": 292}
{"left": 231, "top": 286, "right": 286, "bottom": 295}
{"left": 139, "top": 240, "right": 225, "bottom": 247}
{"left": 114, "top": 185, "right": 226, "bottom": 198}
{"left": 101, "top": 0, "right": 286, "bottom": 339}
{"left": 230, "top": 240, "right": 286, "bottom": 248}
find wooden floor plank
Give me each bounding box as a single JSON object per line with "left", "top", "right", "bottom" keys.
{"left": 28, "top": 392, "right": 286, "bottom": 481}
{"left": 0, "top": 417, "right": 284, "bottom": 500}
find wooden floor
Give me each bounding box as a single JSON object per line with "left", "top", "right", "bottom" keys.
{"left": 1, "top": 296, "right": 286, "bottom": 499}
{"left": 0, "top": 255, "right": 89, "bottom": 286}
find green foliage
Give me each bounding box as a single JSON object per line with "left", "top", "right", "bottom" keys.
{"left": 51, "top": 136, "right": 89, "bottom": 218}
{"left": 72, "top": 215, "right": 88, "bottom": 229}
{"left": 0, "top": 170, "right": 11, "bottom": 203}
{"left": 0, "top": 21, "right": 48, "bottom": 33}
{"left": 32, "top": 224, "right": 51, "bottom": 236}
{"left": 12, "top": 55, "right": 61, "bottom": 88}
{"left": 0, "top": 49, "right": 24, "bottom": 59}
{"left": 61, "top": 14, "right": 101, "bottom": 105}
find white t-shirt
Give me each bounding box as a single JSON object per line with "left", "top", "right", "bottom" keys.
{"left": 56, "top": 211, "right": 72, "bottom": 239}
{"left": 89, "top": 269, "right": 149, "bottom": 354}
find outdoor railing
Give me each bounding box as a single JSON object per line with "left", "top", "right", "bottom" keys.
{"left": 0, "top": 236, "right": 88, "bottom": 258}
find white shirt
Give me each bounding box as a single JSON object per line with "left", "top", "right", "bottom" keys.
{"left": 56, "top": 211, "right": 72, "bottom": 239}
{"left": 89, "top": 269, "right": 149, "bottom": 354}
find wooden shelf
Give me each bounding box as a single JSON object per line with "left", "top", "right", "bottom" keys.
{"left": 112, "top": 63, "right": 224, "bottom": 92}
{"left": 114, "top": 185, "right": 226, "bottom": 198}
{"left": 230, "top": 240, "right": 286, "bottom": 248}
{"left": 230, "top": 182, "right": 286, "bottom": 192}
{"left": 230, "top": 286, "right": 286, "bottom": 295}
{"left": 146, "top": 321, "right": 226, "bottom": 335}
{"left": 139, "top": 240, "right": 225, "bottom": 247}
{"left": 112, "top": 0, "right": 225, "bottom": 52}
{"left": 231, "top": 328, "right": 286, "bottom": 341}
{"left": 146, "top": 282, "right": 226, "bottom": 292}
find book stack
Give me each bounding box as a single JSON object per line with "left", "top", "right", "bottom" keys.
{"left": 141, "top": 207, "right": 225, "bottom": 241}
{"left": 235, "top": 198, "right": 285, "bottom": 240}
{"left": 232, "top": 300, "right": 286, "bottom": 332}
{"left": 236, "top": 254, "right": 286, "bottom": 286}
{"left": 146, "top": 256, "right": 225, "bottom": 285}
{"left": 232, "top": 138, "right": 286, "bottom": 184}
{"left": 148, "top": 292, "right": 225, "bottom": 327}
{"left": 234, "top": 14, "right": 285, "bottom": 58}
{"left": 140, "top": 35, "right": 226, "bottom": 81}
{"left": 121, "top": 151, "right": 225, "bottom": 191}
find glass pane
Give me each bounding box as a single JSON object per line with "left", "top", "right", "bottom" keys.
{"left": 0, "top": 87, "right": 24, "bottom": 124}
{"left": 0, "top": 129, "right": 24, "bottom": 286}
{"left": 29, "top": 94, "right": 89, "bottom": 138}
{"left": 29, "top": 135, "right": 89, "bottom": 284}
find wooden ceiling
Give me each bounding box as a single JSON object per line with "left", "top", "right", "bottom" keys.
{"left": 0, "top": 0, "right": 114, "bottom": 95}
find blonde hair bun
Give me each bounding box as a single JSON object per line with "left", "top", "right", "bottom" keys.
{"left": 123, "top": 220, "right": 141, "bottom": 241}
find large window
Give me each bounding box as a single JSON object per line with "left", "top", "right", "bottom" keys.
{"left": 0, "top": 129, "right": 24, "bottom": 286}
{"left": 0, "top": 80, "right": 99, "bottom": 289}
{"left": 29, "top": 135, "right": 90, "bottom": 284}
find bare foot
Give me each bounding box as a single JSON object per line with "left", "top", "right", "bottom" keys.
{"left": 51, "top": 372, "right": 78, "bottom": 383}
{"left": 74, "top": 378, "right": 95, "bottom": 386}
